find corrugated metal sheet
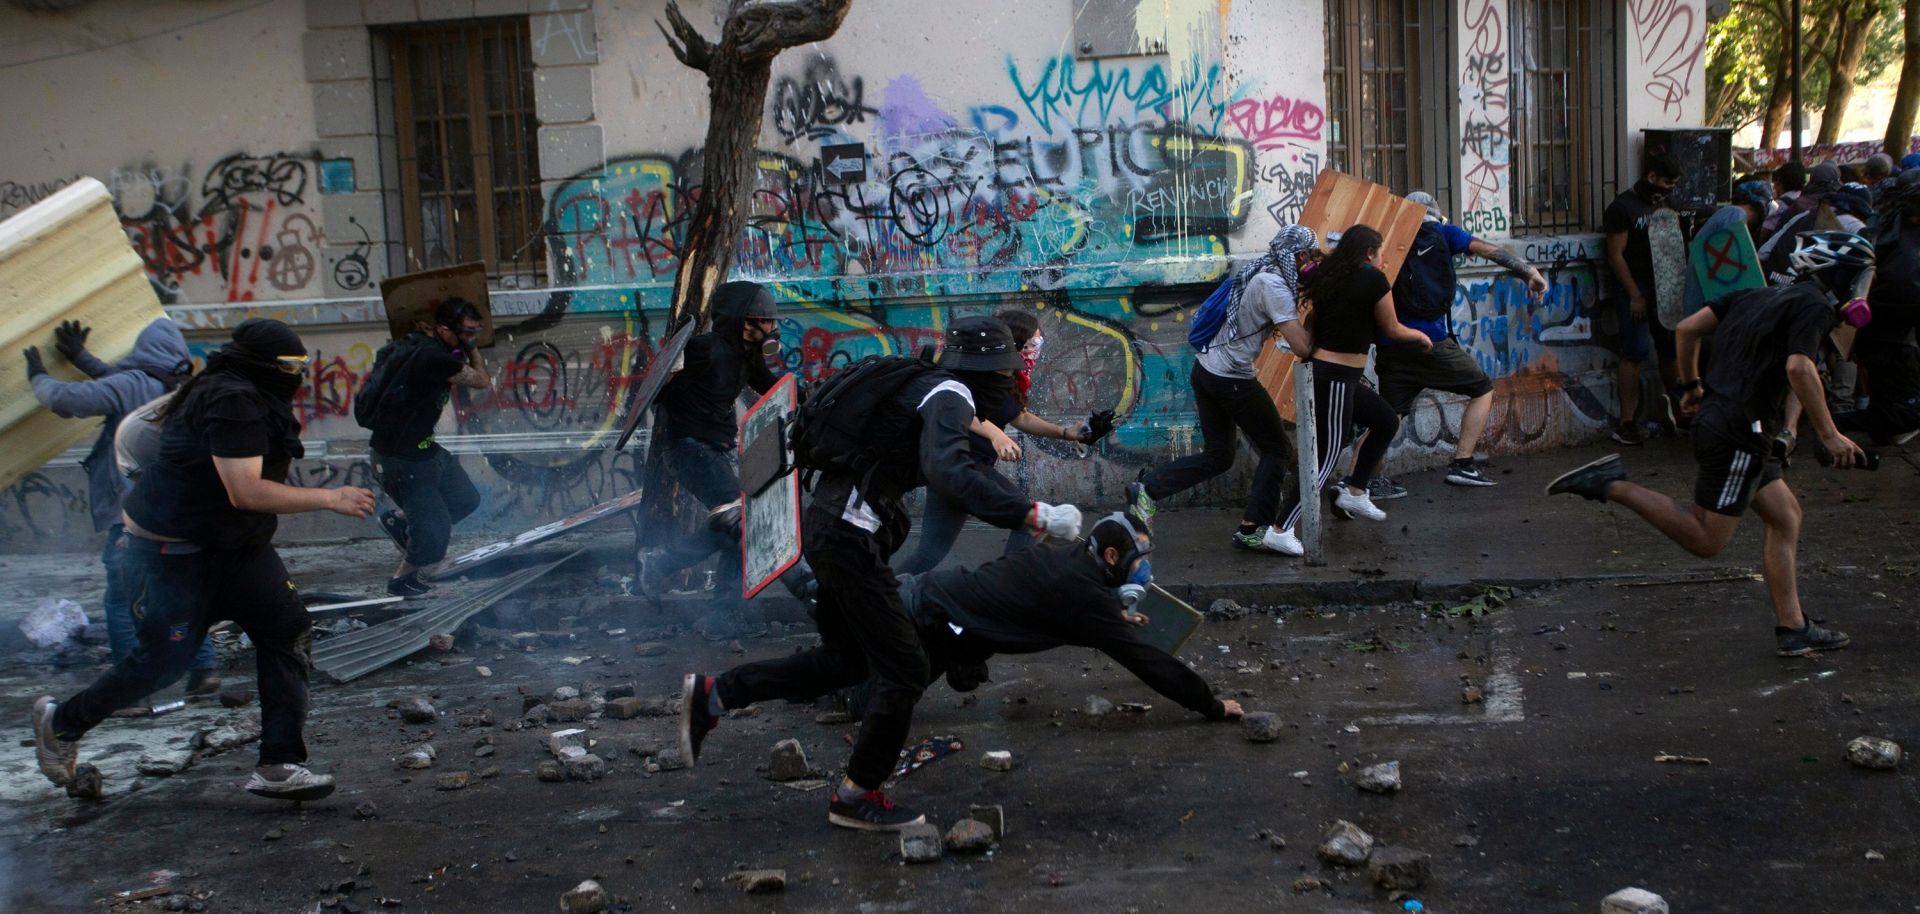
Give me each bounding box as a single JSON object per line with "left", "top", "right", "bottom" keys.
{"left": 0, "top": 178, "right": 167, "bottom": 490}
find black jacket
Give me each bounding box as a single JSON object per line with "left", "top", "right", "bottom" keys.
{"left": 917, "top": 539, "right": 1227, "bottom": 719}
{"left": 655, "top": 329, "right": 778, "bottom": 450}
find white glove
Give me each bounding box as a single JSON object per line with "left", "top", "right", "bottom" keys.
{"left": 1118, "top": 583, "right": 1146, "bottom": 610}
{"left": 1031, "top": 502, "right": 1082, "bottom": 539}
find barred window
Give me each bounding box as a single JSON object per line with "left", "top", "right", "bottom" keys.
{"left": 1510, "top": 0, "right": 1617, "bottom": 234}
{"left": 1324, "top": 0, "right": 1429, "bottom": 193}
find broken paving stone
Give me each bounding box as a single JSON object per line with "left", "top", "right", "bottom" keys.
{"left": 435, "top": 771, "right": 473, "bottom": 791}
{"left": 728, "top": 869, "right": 786, "bottom": 894}
{"left": 633, "top": 642, "right": 668, "bottom": 657}
{"left": 218, "top": 689, "right": 255, "bottom": 709}
{"left": 899, "top": 823, "right": 943, "bottom": 863}
{"left": 1317, "top": 819, "right": 1374, "bottom": 866}
{"left": 263, "top": 827, "right": 285, "bottom": 842}
{"left": 1368, "top": 847, "right": 1430, "bottom": 889}
{"left": 552, "top": 686, "right": 581, "bottom": 703}
{"left": 1846, "top": 736, "right": 1902, "bottom": 770}
{"left": 548, "top": 729, "right": 589, "bottom": 758}
{"left": 604, "top": 697, "right": 647, "bottom": 721}
{"left": 475, "top": 666, "right": 492, "bottom": 678}
{"left": 1356, "top": 760, "right": 1402, "bottom": 794}
{"left": 1242, "top": 711, "right": 1282, "bottom": 743}
{"left": 1601, "top": 887, "right": 1670, "bottom": 914}
{"left": 354, "top": 801, "right": 378, "bottom": 820}
{"left": 766, "top": 739, "right": 813, "bottom": 781}
{"left": 427, "top": 633, "right": 454, "bottom": 652}
{"left": 138, "top": 749, "right": 195, "bottom": 777}
{"left": 473, "top": 745, "right": 495, "bottom": 759}
{"left": 1083, "top": 695, "right": 1116, "bottom": 718}
{"left": 1205, "top": 598, "right": 1250, "bottom": 620}
{"left": 398, "top": 698, "right": 437, "bottom": 724}
{"left": 478, "top": 765, "right": 500, "bottom": 779}
{"left": 559, "top": 879, "right": 609, "bottom": 914}
{"left": 1253, "top": 828, "right": 1286, "bottom": 850}
{"left": 945, "top": 819, "right": 995, "bottom": 853}
{"left": 563, "top": 754, "right": 608, "bottom": 781}
{"left": 66, "top": 763, "right": 103, "bottom": 800}
{"left": 547, "top": 699, "right": 594, "bottom": 722}
{"left": 1461, "top": 685, "right": 1485, "bottom": 704}
{"left": 655, "top": 751, "right": 690, "bottom": 771}
{"left": 968, "top": 804, "right": 1006, "bottom": 840}
{"left": 536, "top": 761, "right": 566, "bottom": 783}
{"left": 193, "top": 719, "right": 263, "bottom": 753}
{"left": 980, "top": 750, "right": 1015, "bottom": 771}
{"left": 396, "top": 745, "right": 436, "bottom": 770}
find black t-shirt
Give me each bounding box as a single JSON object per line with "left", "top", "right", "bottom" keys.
{"left": 1702, "top": 283, "right": 1832, "bottom": 440}
{"left": 123, "top": 373, "right": 297, "bottom": 549}
{"left": 1308, "top": 267, "right": 1391, "bottom": 354}
{"left": 369, "top": 336, "right": 464, "bottom": 459}
{"left": 1602, "top": 184, "right": 1659, "bottom": 291}
{"left": 1867, "top": 225, "right": 1920, "bottom": 347}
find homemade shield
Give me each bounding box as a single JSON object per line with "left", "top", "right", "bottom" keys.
{"left": 614, "top": 320, "right": 696, "bottom": 451}
{"left": 1132, "top": 584, "right": 1204, "bottom": 656}
{"left": 421, "top": 489, "right": 647, "bottom": 582}
{"left": 379, "top": 262, "right": 494, "bottom": 346}
{"left": 739, "top": 373, "right": 802, "bottom": 599}
{"left": 0, "top": 178, "right": 170, "bottom": 491}
{"left": 1648, "top": 207, "right": 1689, "bottom": 330}
{"left": 1689, "top": 211, "right": 1764, "bottom": 306}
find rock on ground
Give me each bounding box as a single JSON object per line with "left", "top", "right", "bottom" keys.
{"left": 604, "top": 697, "right": 646, "bottom": 720}
{"left": 766, "top": 738, "right": 813, "bottom": 781}
{"left": 1317, "top": 819, "right": 1374, "bottom": 866}
{"left": 1205, "top": 598, "right": 1249, "bottom": 620}
{"left": 559, "top": 878, "right": 609, "bottom": 914}
{"left": 1368, "top": 846, "right": 1430, "bottom": 889}
{"left": 1083, "top": 695, "right": 1116, "bottom": 718}
{"left": 945, "top": 818, "right": 995, "bottom": 852}
{"left": 728, "top": 869, "right": 786, "bottom": 893}
{"left": 1356, "top": 760, "right": 1402, "bottom": 793}
{"left": 980, "top": 750, "right": 1015, "bottom": 771}
{"left": 398, "top": 698, "right": 437, "bottom": 724}
{"left": 137, "top": 749, "right": 195, "bottom": 777}
{"left": 536, "top": 761, "right": 566, "bottom": 782}
{"left": 563, "top": 754, "right": 607, "bottom": 781}
{"left": 217, "top": 689, "right": 254, "bottom": 709}
{"left": 1602, "top": 887, "right": 1669, "bottom": 914}
{"left": 65, "top": 763, "right": 103, "bottom": 800}
{"left": 900, "top": 823, "right": 943, "bottom": 863}
{"left": 1242, "top": 712, "right": 1282, "bottom": 743}
{"left": 1846, "top": 736, "right": 1902, "bottom": 770}
{"left": 194, "top": 718, "right": 262, "bottom": 753}
{"left": 396, "top": 744, "right": 436, "bottom": 770}
{"left": 436, "top": 771, "right": 473, "bottom": 791}
{"left": 969, "top": 804, "right": 1006, "bottom": 840}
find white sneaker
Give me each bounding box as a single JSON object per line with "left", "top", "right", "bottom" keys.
{"left": 1261, "top": 526, "right": 1303, "bottom": 556}
{"left": 1332, "top": 488, "right": 1387, "bottom": 521}
{"left": 245, "top": 763, "right": 336, "bottom": 801}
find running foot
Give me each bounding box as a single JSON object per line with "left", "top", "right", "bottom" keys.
{"left": 1544, "top": 454, "right": 1626, "bottom": 501}
{"left": 30, "top": 696, "right": 78, "bottom": 787}
{"left": 245, "top": 763, "right": 336, "bottom": 801}
{"left": 1608, "top": 423, "right": 1645, "bottom": 446}
{"left": 1333, "top": 487, "right": 1387, "bottom": 521}
{"left": 679, "top": 673, "right": 720, "bottom": 764}
{"left": 386, "top": 572, "right": 432, "bottom": 598}
{"left": 1231, "top": 528, "right": 1293, "bottom": 554}
{"left": 1893, "top": 427, "right": 1919, "bottom": 446}
{"left": 827, "top": 787, "right": 926, "bottom": 831}
{"left": 1776, "top": 619, "right": 1851, "bottom": 657}
{"left": 1125, "top": 479, "right": 1156, "bottom": 530}
{"left": 1652, "top": 394, "right": 1679, "bottom": 437}
{"left": 1444, "top": 460, "right": 1497, "bottom": 487}
{"left": 1261, "top": 526, "right": 1303, "bottom": 556}
{"left": 185, "top": 669, "right": 223, "bottom": 696}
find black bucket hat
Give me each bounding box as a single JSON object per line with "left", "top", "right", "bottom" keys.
{"left": 937, "top": 316, "right": 1021, "bottom": 372}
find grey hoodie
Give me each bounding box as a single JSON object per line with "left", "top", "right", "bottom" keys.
{"left": 30, "top": 318, "right": 192, "bottom": 532}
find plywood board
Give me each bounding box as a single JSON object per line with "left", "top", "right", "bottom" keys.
{"left": 0, "top": 178, "right": 169, "bottom": 491}
{"left": 1648, "top": 208, "right": 1688, "bottom": 330}
{"left": 1250, "top": 171, "right": 1426, "bottom": 420}
{"left": 378, "top": 262, "right": 494, "bottom": 346}
{"left": 740, "top": 374, "right": 802, "bottom": 600}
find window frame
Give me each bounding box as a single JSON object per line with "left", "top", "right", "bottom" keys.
{"left": 1509, "top": 0, "right": 1622, "bottom": 235}
{"left": 1323, "top": 0, "right": 1453, "bottom": 205}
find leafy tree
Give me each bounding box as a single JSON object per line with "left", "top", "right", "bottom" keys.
{"left": 1707, "top": 0, "right": 1902, "bottom": 146}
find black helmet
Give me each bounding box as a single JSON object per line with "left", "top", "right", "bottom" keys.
{"left": 937, "top": 316, "right": 1020, "bottom": 372}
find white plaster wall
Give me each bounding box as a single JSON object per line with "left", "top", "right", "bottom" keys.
{"left": 1619, "top": 0, "right": 1710, "bottom": 179}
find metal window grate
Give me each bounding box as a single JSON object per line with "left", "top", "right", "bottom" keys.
{"left": 390, "top": 19, "right": 545, "bottom": 282}
{"left": 1324, "top": 0, "right": 1425, "bottom": 193}
{"left": 1510, "top": 0, "right": 1607, "bottom": 235}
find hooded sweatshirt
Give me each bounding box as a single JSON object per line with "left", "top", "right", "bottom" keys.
{"left": 30, "top": 318, "right": 191, "bottom": 532}
{"left": 655, "top": 286, "right": 781, "bottom": 449}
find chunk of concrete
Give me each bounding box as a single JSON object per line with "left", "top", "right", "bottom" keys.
{"left": 563, "top": 753, "right": 607, "bottom": 781}
{"left": 397, "top": 744, "right": 437, "bottom": 769}
{"left": 1846, "top": 736, "right": 1902, "bottom": 770}
{"left": 137, "top": 748, "right": 195, "bottom": 777}
{"left": 1083, "top": 695, "right": 1116, "bottom": 718}
{"left": 1602, "top": 887, "right": 1669, "bottom": 914}
{"left": 559, "top": 879, "right": 609, "bottom": 914}
{"left": 766, "top": 738, "right": 812, "bottom": 781}
{"left": 945, "top": 819, "right": 995, "bottom": 853}
{"left": 398, "top": 697, "right": 437, "bottom": 724}
{"left": 1356, "top": 760, "right": 1402, "bottom": 794}
{"left": 548, "top": 699, "right": 594, "bottom": 722}
{"left": 1242, "top": 711, "right": 1283, "bottom": 743}
{"left": 1316, "top": 819, "right": 1374, "bottom": 866}
{"left": 536, "top": 760, "right": 566, "bottom": 782}
{"left": 900, "top": 822, "right": 943, "bottom": 863}
{"left": 1368, "top": 846, "right": 1430, "bottom": 889}
{"left": 436, "top": 771, "right": 473, "bottom": 791}
{"left": 604, "top": 697, "right": 647, "bottom": 720}
{"left": 980, "top": 750, "right": 1015, "bottom": 771}
{"left": 65, "top": 763, "right": 103, "bottom": 800}
{"left": 548, "top": 729, "right": 589, "bottom": 758}
{"left": 194, "top": 718, "right": 263, "bottom": 752}
{"left": 968, "top": 803, "right": 1006, "bottom": 840}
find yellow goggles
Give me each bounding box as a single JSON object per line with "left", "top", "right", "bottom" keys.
{"left": 275, "top": 354, "right": 310, "bottom": 374}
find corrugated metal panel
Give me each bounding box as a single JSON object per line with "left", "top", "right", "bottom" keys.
{"left": 0, "top": 178, "right": 167, "bottom": 490}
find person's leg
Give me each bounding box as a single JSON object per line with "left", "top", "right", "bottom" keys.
{"left": 1218, "top": 375, "right": 1294, "bottom": 528}
{"left": 52, "top": 545, "right": 214, "bottom": 738}
{"left": 101, "top": 525, "right": 134, "bottom": 664}
{"left": 437, "top": 449, "right": 481, "bottom": 528}
{"left": 1277, "top": 364, "right": 1353, "bottom": 533}
{"left": 1748, "top": 479, "right": 1805, "bottom": 628}
{"left": 1603, "top": 481, "right": 1743, "bottom": 557}
{"left": 1142, "top": 363, "right": 1239, "bottom": 502}
{"left": 1613, "top": 297, "right": 1648, "bottom": 442}
{"left": 1346, "top": 383, "right": 1401, "bottom": 485}
{"left": 1457, "top": 392, "right": 1493, "bottom": 459}
{"left": 380, "top": 454, "right": 446, "bottom": 580}
{"left": 895, "top": 491, "right": 968, "bottom": 575}
{"left": 1606, "top": 429, "right": 1761, "bottom": 557}
{"left": 220, "top": 544, "right": 312, "bottom": 767}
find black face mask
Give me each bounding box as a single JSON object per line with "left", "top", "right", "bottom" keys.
{"left": 954, "top": 370, "right": 1016, "bottom": 420}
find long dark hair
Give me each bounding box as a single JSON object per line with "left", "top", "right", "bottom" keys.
{"left": 1300, "top": 224, "right": 1383, "bottom": 339}
{"left": 996, "top": 308, "right": 1039, "bottom": 409}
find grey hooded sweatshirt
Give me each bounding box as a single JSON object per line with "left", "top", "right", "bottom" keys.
{"left": 30, "top": 318, "right": 192, "bottom": 532}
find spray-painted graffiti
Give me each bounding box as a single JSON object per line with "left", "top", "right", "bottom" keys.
{"left": 1005, "top": 53, "right": 1230, "bottom": 135}
{"left": 1226, "top": 93, "right": 1326, "bottom": 149}
{"left": 1627, "top": 0, "right": 1705, "bottom": 120}
{"left": 106, "top": 152, "right": 318, "bottom": 303}
{"left": 772, "top": 55, "right": 878, "bottom": 144}
{"left": 1260, "top": 146, "right": 1321, "bottom": 226}
{"left": 1459, "top": 0, "right": 1510, "bottom": 231}
{"left": 0, "top": 176, "right": 76, "bottom": 217}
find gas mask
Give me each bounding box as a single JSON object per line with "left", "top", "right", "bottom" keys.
{"left": 1087, "top": 512, "right": 1154, "bottom": 588}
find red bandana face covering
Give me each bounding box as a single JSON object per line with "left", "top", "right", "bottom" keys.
{"left": 1018, "top": 337, "right": 1042, "bottom": 394}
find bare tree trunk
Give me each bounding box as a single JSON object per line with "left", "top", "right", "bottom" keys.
{"left": 1761, "top": 59, "right": 1794, "bottom": 148}
{"left": 1817, "top": 2, "right": 1881, "bottom": 144}
{"left": 657, "top": 0, "right": 855, "bottom": 331}
{"left": 1889, "top": 0, "right": 1920, "bottom": 156}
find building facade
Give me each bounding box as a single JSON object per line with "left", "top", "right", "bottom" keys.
{"left": 0, "top": 0, "right": 1710, "bottom": 551}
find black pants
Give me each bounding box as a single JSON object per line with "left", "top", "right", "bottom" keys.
{"left": 716, "top": 506, "right": 924, "bottom": 789}
{"left": 54, "top": 538, "right": 312, "bottom": 766}
{"left": 1143, "top": 362, "right": 1293, "bottom": 525}
{"left": 654, "top": 437, "right": 745, "bottom": 610}
{"left": 377, "top": 447, "right": 479, "bottom": 566}
{"left": 1835, "top": 340, "right": 1920, "bottom": 442}
{"left": 1278, "top": 360, "right": 1398, "bottom": 532}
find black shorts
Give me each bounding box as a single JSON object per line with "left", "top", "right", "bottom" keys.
{"left": 1692, "top": 425, "right": 1783, "bottom": 517}
{"left": 1375, "top": 338, "right": 1495, "bottom": 414}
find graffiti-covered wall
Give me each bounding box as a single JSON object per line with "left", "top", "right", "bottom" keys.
{"left": 0, "top": 0, "right": 1702, "bottom": 552}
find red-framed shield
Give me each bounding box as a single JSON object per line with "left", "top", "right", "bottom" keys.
{"left": 739, "top": 374, "right": 802, "bottom": 599}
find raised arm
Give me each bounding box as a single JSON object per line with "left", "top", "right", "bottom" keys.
{"left": 213, "top": 455, "right": 375, "bottom": 517}
{"left": 1084, "top": 611, "right": 1229, "bottom": 719}
{"left": 918, "top": 383, "right": 1039, "bottom": 531}
{"left": 1467, "top": 238, "right": 1549, "bottom": 302}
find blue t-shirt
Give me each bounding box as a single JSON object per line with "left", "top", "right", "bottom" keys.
{"left": 1381, "top": 222, "right": 1473, "bottom": 347}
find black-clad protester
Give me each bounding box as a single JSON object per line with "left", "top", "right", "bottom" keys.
{"left": 635, "top": 280, "right": 812, "bottom": 637}
{"left": 32, "top": 319, "right": 376, "bottom": 800}
{"left": 678, "top": 316, "right": 1084, "bottom": 832}
{"left": 358, "top": 298, "right": 491, "bottom": 597}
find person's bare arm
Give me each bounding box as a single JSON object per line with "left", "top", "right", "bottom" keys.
{"left": 1786, "top": 353, "right": 1862, "bottom": 468}
{"left": 1274, "top": 319, "right": 1312, "bottom": 355}
{"left": 968, "top": 415, "right": 1021, "bottom": 462}
{"left": 1673, "top": 307, "right": 1720, "bottom": 416}
{"left": 1374, "top": 291, "right": 1432, "bottom": 349}
{"left": 1009, "top": 410, "right": 1079, "bottom": 442}
{"left": 213, "top": 456, "right": 376, "bottom": 517}
{"left": 1605, "top": 231, "right": 1646, "bottom": 319}
{"left": 450, "top": 347, "right": 490, "bottom": 389}
{"left": 1468, "top": 238, "right": 1548, "bottom": 301}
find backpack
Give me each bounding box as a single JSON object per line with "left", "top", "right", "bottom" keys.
{"left": 1393, "top": 221, "right": 1457, "bottom": 321}
{"left": 353, "top": 335, "right": 428, "bottom": 432}
{"left": 1186, "top": 275, "right": 1237, "bottom": 351}
{"left": 789, "top": 354, "right": 936, "bottom": 483}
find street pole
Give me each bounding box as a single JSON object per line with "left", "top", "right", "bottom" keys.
{"left": 1790, "top": 0, "right": 1803, "bottom": 165}
{"left": 1292, "top": 361, "right": 1323, "bottom": 566}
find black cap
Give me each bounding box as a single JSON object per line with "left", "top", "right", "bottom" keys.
{"left": 938, "top": 316, "right": 1020, "bottom": 372}
{"left": 230, "top": 318, "right": 306, "bottom": 358}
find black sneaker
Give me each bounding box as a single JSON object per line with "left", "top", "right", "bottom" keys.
{"left": 1609, "top": 423, "right": 1645, "bottom": 446}
{"left": 1125, "top": 480, "right": 1156, "bottom": 530}
{"left": 1776, "top": 619, "right": 1851, "bottom": 657}
{"left": 1445, "top": 460, "right": 1497, "bottom": 487}
{"left": 1545, "top": 454, "right": 1626, "bottom": 501}
{"left": 378, "top": 510, "right": 411, "bottom": 550}
{"left": 1365, "top": 476, "right": 1409, "bottom": 500}
{"left": 827, "top": 787, "right": 926, "bottom": 831}
{"left": 679, "top": 673, "right": 720, "bottom": 763}
{"left": 386, "top": 573, "right": 432, "bottom": 598}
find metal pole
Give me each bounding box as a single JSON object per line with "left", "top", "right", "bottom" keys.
{"left": 1292, "top": 362, "right": 1323, "bottom": 566}
{"left": 1790, "top": 0, "right": 1803, "bottom": 165}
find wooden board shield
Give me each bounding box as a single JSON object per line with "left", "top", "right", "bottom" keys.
{"left": 0, "top": 178, "right": 170, "bottom": 491}
{"left": 379, "top": 262, "right": 494, "bottom": 346}
{"left": 740, "top": 373, "right": 802, "bottom": 600}
{"left": 1648, "top": 207, "right": 1689, "bottom": 330}
{"left": 1251, "top": 171, "right": 1427, "bottom": 419}
{"left": 421, "top": 488, "right": 648, "bottom": 582}
{"left": 1132, "top": 584, "right": 1204, "bottom": 656}
{"left": 614, "top": 320, "right": 696, "bottom": 451}
{"left": 1689, "top": 210, "right": 1764, "bottom": 308}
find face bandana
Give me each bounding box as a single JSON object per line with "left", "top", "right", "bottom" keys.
{"left": 1017, "top": 336, "right": 1043, "bottom": 395}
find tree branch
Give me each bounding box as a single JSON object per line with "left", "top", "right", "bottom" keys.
{"left": 656, "top": 0, "right": 715, "bottom": 73}
{"left": 726, "top": 0, "right": 856, "bottom": 60}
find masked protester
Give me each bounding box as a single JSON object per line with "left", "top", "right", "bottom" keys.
{"left": 32, "top": 319, "right": 376, "bottom": 801}
{"left": 24, "top": 317, "right": 219, "bottom": 688}
{"left": 1602, "top": 153, "right": 1687, "bottom": 446}
{"left": 1549, "top": 232, "right": 1877, "bottom": 658}
{"left": 678, "top": 316, "right": 1083, "bottom": 833}
{"left": 359, "top": 298, "right": 491, "bottom": 596}
{"left": 635, "top": 280, "right": 815, "bottom": 637}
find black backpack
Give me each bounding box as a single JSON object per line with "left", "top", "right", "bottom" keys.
{"left": 353, "top": 335, "right": 429, "bottom": 433}
{"left": 789, "top": 354, "right": 936, "bottom": 484}
{"left": 1393, "top": 221, "right": 1458, "bottom": 321}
